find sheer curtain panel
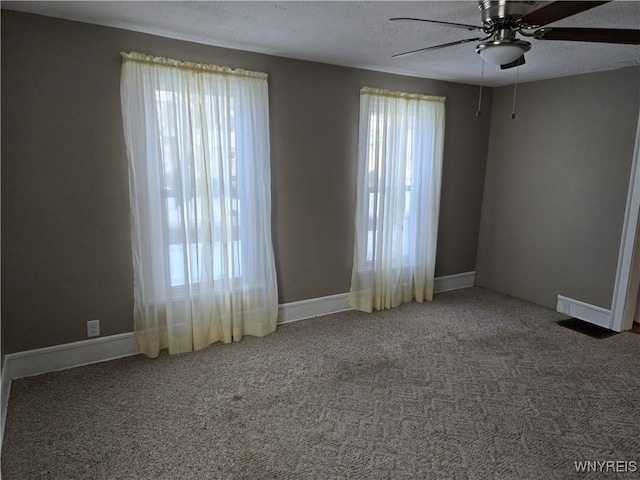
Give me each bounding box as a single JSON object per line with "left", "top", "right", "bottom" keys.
{"left": 120, "top": 52, "right": 277, "bottom": 358}
{"left": 349, "top": 87, "right": 445, "bottom": 313}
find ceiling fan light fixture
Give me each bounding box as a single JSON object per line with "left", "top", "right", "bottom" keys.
{"left": 476, "top": 39, "right": 531, "bottom": 65}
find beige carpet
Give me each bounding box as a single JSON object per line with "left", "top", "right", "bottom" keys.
{"left": 2, "top": 288, "right": 639, "bottom": 479}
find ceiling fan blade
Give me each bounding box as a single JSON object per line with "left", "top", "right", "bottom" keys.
{"left": 500, "top": 55, "right": 526, "bottom": 70}
{"left": 392, "top": 37, "right": 484, "bottom": 58}
{"left": 534, "top": 27, "right": 640, "bottom": 44}
{"left": 519, "top": 1, "right": 610, "bottom": 27}
{"left": 390, "top": 17, "right": 483, "bottom": 32}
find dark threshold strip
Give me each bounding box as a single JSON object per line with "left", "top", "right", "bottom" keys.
{"left": 557, "top": 318, "right": 619, "bottom": 339}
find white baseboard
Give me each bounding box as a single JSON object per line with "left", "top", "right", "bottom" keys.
{"left": 278, "top": 292, "right": 351, "bottom": 324}
{"left": 557, "top": 295, "right": 612, "bottom": 329}
{"left": 4, "top": 271, "right": 476, "bottom": 382}
{"left": 277, "top": 271, "right": 476, "bottom": 324}
{"left": 434, "top": 271, "right": 476, "bottom": 293}
{"left": 1, "top": 359, "right": 10, "bottom": 451}
{"left": 4, "top": 332, "right": 137, "bottom": 382}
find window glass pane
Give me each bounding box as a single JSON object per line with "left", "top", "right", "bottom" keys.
{"left": 169, "top": 244, "right": 185, "bottom": 287}
{"left": 166, "top": 197, "right": 182, "bottom": 231}
{"left": 365, "top": 111, "right": 417, "bottom": 263}
{"left": 155, "top": 89, "right": 244, "bottom": 288}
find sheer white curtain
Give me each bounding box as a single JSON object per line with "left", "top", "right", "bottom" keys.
{"left": 120, "top": 52, "right": 277, "bottom": 358}
{"left": 349, "top": 87, "right": 445, "bottom": 313}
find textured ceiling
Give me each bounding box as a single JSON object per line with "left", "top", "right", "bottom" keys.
{"left": 3, "top": 1, "right": 640, "bottom": 87}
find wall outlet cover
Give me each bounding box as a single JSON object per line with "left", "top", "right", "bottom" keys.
{"left": 87, "top": 319, "right": 100, "bottom": 338}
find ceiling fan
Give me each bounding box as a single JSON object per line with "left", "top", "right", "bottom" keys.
{"left": 391, "top": 1, "right": 640, "bottom": 70}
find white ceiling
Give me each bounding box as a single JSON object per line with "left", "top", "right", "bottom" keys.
{"left": 3, "top": 1, "right": 640, "bottom": 87}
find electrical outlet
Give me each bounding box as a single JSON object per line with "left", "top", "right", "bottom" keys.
{"left": 87, "top": 319, "right": 100, "bottom": 338}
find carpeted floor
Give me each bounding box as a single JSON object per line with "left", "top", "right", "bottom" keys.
{"left": 2, "top": 288, "right": 639, "bottom": 479}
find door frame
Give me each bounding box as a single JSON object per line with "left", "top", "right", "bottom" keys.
{"left": 611, "top": 109, "right": 640, "bottom": 332}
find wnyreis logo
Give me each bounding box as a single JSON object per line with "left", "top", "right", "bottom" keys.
{"left": 574, "top": 460, "right": 637, "bottom": 473}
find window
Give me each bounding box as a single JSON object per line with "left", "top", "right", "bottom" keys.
{"left": 155, "top": 89, "right": 242, "bottom": 288}
{"left": 348, "top": 87, "right": 445, "bottom": 313}
{"left": 364, "top": 111, "right": 416, "bottom": 265}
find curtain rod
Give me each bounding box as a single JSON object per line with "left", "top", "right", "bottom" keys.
{"left": 361, "top": 86, "right": 445, "bottom": 103}
{"left": 120, "top": 52, "right": 268, "bottom": 80}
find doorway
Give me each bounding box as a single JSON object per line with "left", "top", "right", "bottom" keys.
{"left": 611, "top": 109, "right": 640, "bottom": 332}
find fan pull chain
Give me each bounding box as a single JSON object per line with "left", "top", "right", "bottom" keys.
{"left": 511, "top": 62, "right": 520, "bottom": 119}
{"left": 476, "top": 56, "right": 485, "bottom": 117}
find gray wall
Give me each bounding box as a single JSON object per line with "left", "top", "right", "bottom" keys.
{"left": 1, "top": 11, "right": 491, "bottom": 353}
{"left": 476, "top": 67, "right": 640, "bottom": 310}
